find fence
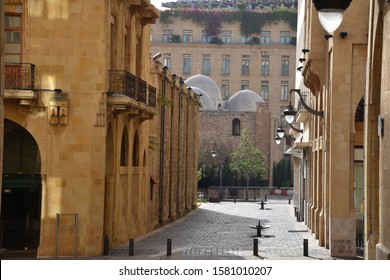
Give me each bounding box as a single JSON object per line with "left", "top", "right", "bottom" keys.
{"left": 199, "top": 187, "right": 273, "bottom": 201}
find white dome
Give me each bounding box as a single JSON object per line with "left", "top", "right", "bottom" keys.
{"left": 225, "top": 90, "right": 265, "bottom": 112}
{"left": 191, "top": 87, "right": 217, "bottom": 111}
{"left": 185, "top": 74, "right": 221, "bottom": 101}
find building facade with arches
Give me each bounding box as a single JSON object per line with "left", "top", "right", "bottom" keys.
{"left": 0, "top": 0, "right": 200, "bottom": 258}
{"left": 290, "top": 0, "right": 390, "bottom": 260}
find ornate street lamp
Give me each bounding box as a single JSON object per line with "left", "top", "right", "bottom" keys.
{"left": 283, "top": 89, "right": 324, "bottom": 122}
{"left": 312, "top": 0, "right": 352, "bottom": 33}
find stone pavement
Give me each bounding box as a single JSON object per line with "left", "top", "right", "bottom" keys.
{"left": 106, "top": 196, "right": 332, "bottom": 260}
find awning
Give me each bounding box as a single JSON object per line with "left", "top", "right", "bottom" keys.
{"left": 285, "top": 142, "right": 310, "bottom": 158}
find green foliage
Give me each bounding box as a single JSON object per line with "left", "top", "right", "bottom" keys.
{"left": 229, "top": 129, "right": 266, "bottom": 187}
{"left": 272, "top": 156, "right": 293, "bottom": 188}
{"left": 159, "top": 8, "right": 297, "bottom": 37}
{"left": 158, "top": 95, "right": 173, "bottom": 107}
{"left": 170, "top": 34, "right": 181, "bottom": 43}
{"left": 209, "top": 36, "right": 224, "bottom": 45}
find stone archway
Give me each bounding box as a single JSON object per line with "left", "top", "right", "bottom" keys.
{"left": 1, "top": 119, "right": 42, "bottom": 250}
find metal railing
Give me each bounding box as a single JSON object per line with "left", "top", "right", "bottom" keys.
{"left": 297, "top": 92, "right": 308, "bottom": 113}
{"left": 5, "top": 63, "right": 36, "bottom": 90}
{"left": 108, "top": 70, "right": 156, "bottom": 108}
{"left": 200, "top": 186, "right": 272, "bottom": 201}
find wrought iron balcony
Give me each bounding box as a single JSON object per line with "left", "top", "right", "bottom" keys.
{"left": 108, "top": 70, "right": 157, "bottom": 109}
{"left": 5, "top": 63, "right": 36, "bottom": 90}
{"left": 296, "top": 92, "right": 310, "bottom": 123}
{"left": 297, "top": 92, "right": 308, "bottom": 112}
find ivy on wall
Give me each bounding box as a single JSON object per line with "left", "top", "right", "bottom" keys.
{"left": 159, "top": 8, "right": 297, "bottom": 37}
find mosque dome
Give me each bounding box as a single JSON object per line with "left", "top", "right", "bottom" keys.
{"left": 185, "top": 74, "right": 221, "bottom": 101}
{"left": 191, "top": 87, "right": 217, "bottom": 111}
{"left": 225, "top": 90, "right": 265, "bottom": 112}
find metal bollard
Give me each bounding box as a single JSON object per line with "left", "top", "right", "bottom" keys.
{"left": 167, "top": 238, "right": 172, "bottom": 256}
{"left": 303, "top": 239, "right": 308, "bottom": 256}
{"left": 264, "top": 195, "right": 267, "bottom": 202}
{"left": 234, "top": 197, "right": 236, "bottom": 203}
{"left": 288, "top": 198, "right": 291, "bottom": 204}
{"left": 257, "top": 220, "right": 262, "bottom": 237}
{"left": 253, "top": 239, "right": 259, "bottom": 256}
{"left": 103, "top": 235, "right": 109, "bottom": 256}
{"left": 129, "top": 239, "right": 134, "bottom": 256}
{"left": 260, "top": 199, "right": 264, "bottom": 210}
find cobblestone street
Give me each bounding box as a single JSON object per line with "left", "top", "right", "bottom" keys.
{"left": 109, "top": 196, "right": 331, "bottom": 260}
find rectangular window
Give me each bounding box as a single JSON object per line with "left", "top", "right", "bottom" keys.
{"left": 242, "top": 55, "right": 250, "bottom": 76}
{"left": 280, "top": 31, "right": 291, "bottom": 44}
{"left": 260, "top": 31, "right": 271, "bottom": 45}
{"left": 5, "top": 14, "right": 22, "bottom": 63}
{"left": 261, "top": 56, "right": 269, "bottom": 76}
{"left": 221, "top": 31, "right": 232, "bottom": 43}
{"left": 182, "top": 30, "right": 193, "bottom": 43}
{"left": 281, "top": 55, "right": 289, "bottom": 76}
{"left": 241, "top": 34, "right": 250, "bottom": 44}
{"left": 163, "top": 29, "right": 173, "bottom": 43}
{"left": 241, "top": 80, "right": 249, "bottom": 90}
{"left": 222, "top": 55, "right": 230, "bottom": 75}
{"left": 222, "top": 80, "right": 229, "bottom": 100}
{"left": 163, "top": 53, "right": 171, "bottom": 69}
{"left": 202, "top": 30, "right": 212, "bottom": 43}
{"left": 261, "top": 81, "right": 269, "bottom": 101}
{"left": 183, "top": 54, "right": 191, "bottom": 75}
{"left": 280, "top": 81, "right": 289, "bottom": 101}
{"left": 202, "top": 54, "right": 210, "bottom": 75}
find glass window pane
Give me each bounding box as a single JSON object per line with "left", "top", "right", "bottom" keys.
{"left": 6, "top": 32, "right": 21, "bottom": 42}
{"left": 5, "top": 16, "right": 21, "bottom": 28}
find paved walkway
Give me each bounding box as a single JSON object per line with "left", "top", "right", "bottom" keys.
{"left": 107, "top": 196, "right": 331, "bottom": 260}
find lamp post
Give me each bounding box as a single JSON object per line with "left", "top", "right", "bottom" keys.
{"left": 211, "top": 143, "right": 224, "bottom": 200}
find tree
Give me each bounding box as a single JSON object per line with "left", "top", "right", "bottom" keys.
{"left": 272, "top": 156, "right": 293, "bottom": 188}
{"left": 229, "top": 129, "right": 266, "bottom": 188}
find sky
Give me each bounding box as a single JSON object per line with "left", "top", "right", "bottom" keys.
{"left": 151, "top": 0, "right": 165, "bottom": 10}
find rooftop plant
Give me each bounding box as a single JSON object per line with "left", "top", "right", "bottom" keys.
{"left": 159, "top": 8, "right": 297, "bottom": 37}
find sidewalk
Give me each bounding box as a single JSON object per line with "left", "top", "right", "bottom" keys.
{"left": 106, "top": 196, "right": 332, "bottom": 260}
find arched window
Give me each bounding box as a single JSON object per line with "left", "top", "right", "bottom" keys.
{"left": 120, "top": 127, "right": 129, "bottom": 166}
{"left": 232, "top": 118, "right": 241, "bottom": 135}
{"left": 132, "top": 131, "right": 140, "bottom": 166}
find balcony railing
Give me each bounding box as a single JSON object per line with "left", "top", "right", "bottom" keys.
{"left": 108, "top": 70, "right": 156, "bottom": 109}
{"left": 5, "top": 63, "right": 36, "bottom": 90}
{"left": 297, "top": 92, "right": 308, "bottom": 113}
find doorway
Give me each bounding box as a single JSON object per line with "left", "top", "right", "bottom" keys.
{"left": 1, "top": 119, "right": 42, "bottom": 251}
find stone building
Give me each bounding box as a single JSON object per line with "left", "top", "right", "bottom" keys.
{"left": 291, "top": 0, "right": 390, "bottom": 259}
{"left": 0, "top": 0, "right": 199, "bottom": 258}
{"left": 186, "top": 74, "right": 271, "bottom": 185}
{"left": 150, "top": 6, "right": 297, "bottom": 184}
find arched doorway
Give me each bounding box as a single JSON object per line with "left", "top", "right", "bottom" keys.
{"left": 1, "top": 119, "right": 42, "bottom": 250}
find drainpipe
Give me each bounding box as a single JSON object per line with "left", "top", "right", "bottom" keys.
{"left": 158, "top": 66, "right": 168, "bottom": 224}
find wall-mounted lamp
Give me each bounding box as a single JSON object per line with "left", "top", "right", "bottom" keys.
{"left": 283, "top": 89, "right": 324, "bottom": 123}
{"left": 152, "top": 52, "right": 162, "bottom": 60}
{"left": 340, "top": 32, "right": 348, "bottom": 39}
{"left": 283, "top": 103, "right": 296, "bottom": 124}
{"left": 299, "top": 58, "right": 306, "bottom": 63}
{"left": 275, "top": 134, "right": 295, "bottom": 145}
{"left": 324, "top": 34, "right": 334, "bottom": 40}
{"left": 313, "top": 0, "right": 352, "bottom": 33}
{"left": 297, "top": 66, "right": 303, "bottom": 71}
{"left": 302, "top": 48, "right": 310, "bottom": 54}
{"left": 275, "top": 114, "right": 303, "bottom": 139}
